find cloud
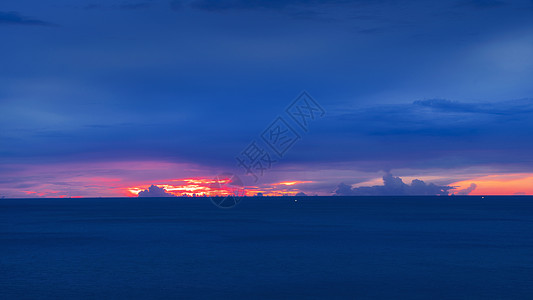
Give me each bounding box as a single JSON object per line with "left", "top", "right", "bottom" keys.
{"left": 334, "top": 173, "right": 453, "bottom": 196}
{"left": 138, "top": 184, "right": 176, "bottom": 197}
{"left": 295, "top": 191, "right": 307, "bottom": 196}
{"left": 3, "top": 93, "right": 533, "bottom": 176}
{"left": 453, "top": 183, "right": 477, "bottom": 195}
{"left": 413, "top": 98, "right": 533, "bottom": 115}
{"left": 0, "top": 11, "right": 55, "bottom": 26}
{"left": 308, "top": 97, "right": 533, "bottom": 172}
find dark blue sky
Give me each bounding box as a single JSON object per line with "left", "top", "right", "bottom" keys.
{"left": 1, "top": 0, "right": 532, "bottom": 197}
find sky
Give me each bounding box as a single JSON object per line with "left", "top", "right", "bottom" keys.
{"left": 1, "top": 0, "right": 533, "bottom": 197}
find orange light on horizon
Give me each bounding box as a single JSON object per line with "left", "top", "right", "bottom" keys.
{"left": 451, "top": 173, "right": 533, "bottom": 195}
{"left": 125, "top": 177, "right": 250, "bottom": 197}
{"left": 125, "top": 177, "right": 310, "bottom": 197}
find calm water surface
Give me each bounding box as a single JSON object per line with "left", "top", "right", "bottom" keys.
{"left": 1, "top": 196, "right": 533, "bottom": 299}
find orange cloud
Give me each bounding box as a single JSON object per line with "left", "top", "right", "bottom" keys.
{"left": 451, "top": 173, "right": 533, "bottom": 195}
{"left": 126, "top": 178, "right": 312, "bottom": 197}
{"left": 126, "top": 177, "right": 249, "bottom": 197}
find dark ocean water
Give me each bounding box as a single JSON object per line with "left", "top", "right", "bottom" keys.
{"left": 1, "top": 196, "right": 533, "bottom": 299}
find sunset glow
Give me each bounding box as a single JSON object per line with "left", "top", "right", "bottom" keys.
{"left": 272, "top": 181, "right": 313, "bottom": 186}
{"left": 123, "top": 178, "right": 315, "bottom": 197}
{"left": 451, "top": 173, "right": 533, "bottom": 195}
{"left": 8, "top": 169, "right": 533, "bottom": 198}
{"left": 127, "top": 177, "right": 247, "bottom": 197}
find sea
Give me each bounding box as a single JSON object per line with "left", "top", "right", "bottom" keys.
{"left": 1, "top": 196, "right": 533, "bottom": 299}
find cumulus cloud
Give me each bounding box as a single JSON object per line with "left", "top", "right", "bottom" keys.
{"left": 453, "top": 183, "right": 477, "bottom": 195}
{"left": 334, "top": 173, "right": 452, "bottom": 196}
{"left": 138, "top": 185, "right": 176, "bottom": 197}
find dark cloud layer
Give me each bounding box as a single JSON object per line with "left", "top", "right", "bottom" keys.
{"left": 1, "top": 97, "right": 532, "bottom": 173}
{"left": 334, "top": 174, "right": 453, "bottom": 196}
{"left": 305, "top": 98, "right": 533, "bottom": 171}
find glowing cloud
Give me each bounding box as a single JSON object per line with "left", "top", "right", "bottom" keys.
{"left": 127, "top": 177, "right": 248, "bottom": 197}
{"left": 272, "top": 181, "right": 313, "bottom": 186}
{"left": 126, "top": 178, "right": 314, "bottom": 197}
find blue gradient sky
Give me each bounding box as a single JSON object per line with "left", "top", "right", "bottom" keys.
{"left": 1, "top": 0, "right": 533, "bottom": 197}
